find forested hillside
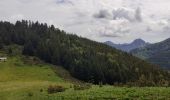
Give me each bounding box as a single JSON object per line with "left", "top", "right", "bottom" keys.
{"left": 0, "top": 20, "right": 170, "bottom": 86}
{"left": 131, "top": 38, "right": 170, "bottom": 69}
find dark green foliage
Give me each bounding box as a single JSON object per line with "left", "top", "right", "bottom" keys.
{"left": 28, "top": 92, "right": 33, "bottom": 97}
{"left": 48, "top": 85, "right": 66, "bottom": 94}
{"left": 2, "top": 45, "right": 23, "bottom": 56}
{"left": 22, "top": 56, "right": 42, "bottom": 65}
{"left": 0, "top": 20, "right": 169, "bottom": 86}
{"left": 40, "top": 89, "right": 43, "bottom": 92}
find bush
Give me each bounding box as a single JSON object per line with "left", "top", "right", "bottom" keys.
{"left": 70, "top": 85, "right": 73, "bottom": 88}
{"left": 40, "top": 89, "right": 43, "bottom": 92}
{"left": 73, "top": 83, "right": 92, "bottom": 90}
{"left": 14, "top": 62, "right": 22, "bottom": 66}
{"left": 47, "top": 85, "right": 66, "bottom": 94}
{"left": 28, "top": 92, "right": 33, "bottom": 97}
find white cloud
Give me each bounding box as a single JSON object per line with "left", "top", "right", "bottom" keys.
{"left": 10, "top": 14, "right": 25, "bottom": 20}
{"left": 0, "top": 0, "right": 170, "bottom": 43}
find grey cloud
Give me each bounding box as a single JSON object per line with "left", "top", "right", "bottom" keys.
{"left": 18, "top": 0, "right": 31, "bottom": 3}
{"left": 98, "top": 24, "right": 131, "bottom": 38}
{"left": 112, "top": 8, "right": 132, "bottom": 21}
{"left": 146, "top": 27, "right": 152, "bottom": 32}
{"left": 112, "top": 8, "right": 143, "bottom": 22}
{"left": 100, "top": 34, "right": 121, "bottom": 38}
{"left": 93, "top": 9, "right": 112, "bottom": 19}
{"left": 163, "top": 26, "right": 170, "bottom": 33}
{"left": 115, "top": 28, "right": 130, "bottom": 34}
{"left": 94, "top": 8, "right": 143, "bottom": 22}
{"left": 135, "top": 7, "right": 142, "bottom": 22}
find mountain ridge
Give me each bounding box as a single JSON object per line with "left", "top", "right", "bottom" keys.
{"left": 104, "top": 39, "right": 149, "bottom": 52}
{"left": 131, "top": 38, "right": 170, "bottom": 69}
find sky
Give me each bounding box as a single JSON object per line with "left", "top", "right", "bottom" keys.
{"left": 0, "top": 0, "right": 170, "bottom": 43}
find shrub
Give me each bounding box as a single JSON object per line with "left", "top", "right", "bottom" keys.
{"left": 40, "top": 89, "right": 43, "bottom": 92}
{"left": 73, "top": 83, "right": 92, "bottom": 90}
{"left": 70, "top": 85, "right": 73, "bottom": 88}
{"left": 28, "top": 92, "right": 33, "bottom": 97}
{"left": 14, "top": 62, "right": 22, "bottom": 66}
{"left": 47, "top": 85, "right": 66, "bottom": 94}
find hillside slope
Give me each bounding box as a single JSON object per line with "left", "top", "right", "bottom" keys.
{"left": 0, "top": 20, "right": 170, "bottom": 85}
{"left": 0, "top": 54, "right": 70, "bottom": 99}
{"left": 0, "top": 55, "right": 170, "bottom": 100}
{"left": 131, "top": 38, "right": 170, "bottom": 69}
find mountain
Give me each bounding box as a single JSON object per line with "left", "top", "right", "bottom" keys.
{"left": 104, "top": 39, "right": 149, "bottom": 52}
{"left": 0, "top": 20, "right": 169, "bottom": 86}
{"left": 131, "top": 38, "right": 170, "bottom": 69}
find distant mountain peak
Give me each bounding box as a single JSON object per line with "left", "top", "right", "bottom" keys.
{"left": 133, "top": 38, "right": 145, "bottom": 43}
{"left": 131, "top": 39, "right": 146, "bottom": 46}
{"left": 105, "top": 41, "right": 113, "bottom": 44}
{"left": 104, "top": 39, "right": 148, "bottom": 52}
{"left": 131, "top": 37, "right": 170, "bottom": 69}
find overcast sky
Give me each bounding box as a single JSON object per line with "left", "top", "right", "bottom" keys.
{"left": 1, "top": 0, "right": 170, "bottom": 43}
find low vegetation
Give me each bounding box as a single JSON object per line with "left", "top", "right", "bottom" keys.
{"left": 0, "top": 55, "right": 170, "bottom": 100}
{"left": 48, "top": 85, "right": 66, "bottom": 94}
{"left": 73, "top": 83, "right": 92, "bottom": 90}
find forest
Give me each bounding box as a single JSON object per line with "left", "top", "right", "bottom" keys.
{"left": 0, "top": 20, "right": 169, "bottom": 86}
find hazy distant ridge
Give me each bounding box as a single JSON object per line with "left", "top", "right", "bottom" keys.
{"left": 104, "top": 39, "right": 149, "bottom": 52}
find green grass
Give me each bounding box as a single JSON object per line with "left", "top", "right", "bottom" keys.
{"left": 0, "top": 57, "right": 63, "bottom": 82}
{"left": 0, "top": 56, "right": 170, "bottom": 100}
{"left": 0, "top": 56, "right": 70, "bottom": 99}
{"left": 49, "top": 86, "right": 170, "bottom": 100}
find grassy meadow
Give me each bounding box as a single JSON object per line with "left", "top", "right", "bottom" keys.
{"left": 0, "top": 56, "right": 170, "bottom": 100}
